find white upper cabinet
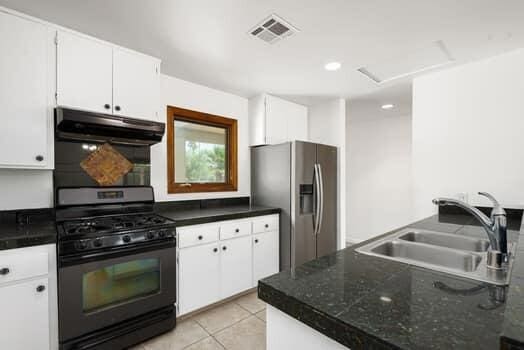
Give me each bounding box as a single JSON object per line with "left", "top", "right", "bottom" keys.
{"left": 57, "top": 31, "right": 113, "bottom": 114}
{"left": 249, "top": 94, "right": 308, "bottom": 146}
{"left": 57, "top": 30, "right": 160, "bottom": 121}
{"left": 113, "top": 48, "right": 160, "bottom": 120}
{"left": 0, "top": 12, "right": 51, "bottom": 168}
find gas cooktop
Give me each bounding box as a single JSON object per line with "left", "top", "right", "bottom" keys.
{"left": 55, "top": 187, "right": 176, "bottom": 256}
{"left": 60, "top": 214, "right": 171, "bottom": 236}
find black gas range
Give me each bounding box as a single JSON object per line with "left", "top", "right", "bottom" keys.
{"left": 56, "top": 186, "right": 177, "bottom": 350}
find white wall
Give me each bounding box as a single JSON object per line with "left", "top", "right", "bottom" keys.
{"left": 308, "top": 98, "right": 346, "bottom": 248}
{"left": 152, "top": 74, "right": 250, "bottom": 202}
{"left": 0, "top": 170, "right": 53, "bottom": 210}
{"left": 412, "top": 48, "right": 524, "bottom": 220}
{"left": 346, "top": 105, "right": 413, "bottom": 243}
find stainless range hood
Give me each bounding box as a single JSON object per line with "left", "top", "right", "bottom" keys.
{"left": 55, "top": 107, "right": 165, "bottom": 146}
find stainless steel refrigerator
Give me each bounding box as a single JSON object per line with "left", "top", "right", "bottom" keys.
{"left": 251, "top": 141, "right": 338, "bottom": 270}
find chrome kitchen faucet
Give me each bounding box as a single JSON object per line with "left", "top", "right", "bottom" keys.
{"left": 432, "top": 192, "right": 508, "bottom": 269}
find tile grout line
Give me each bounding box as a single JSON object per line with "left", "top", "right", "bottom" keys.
{"left": 211, "top": 334, "right": 227, "bottom": 350}
{"left": 189, "top": 304, "right": 254, "bottom": 337}
{"left": 192, "top": 318, "right": 214, "bottom": 336}
{"left": 178, "top": 327, "right": 211, "bottom": 350}
{"left": 209, "top": 312, "right": 254, "bottom": 335}
{"left": 190, "top": 313, "right": 257, "bottom": 350}
{"left": 177, "top": 319, "right": 214, "bottom": 350}
{"left": 233, "top": 299, "right": 266, "bottom": 315}
{"left": 212, "top": 313, "right": 267, "bottom": 350}
{"left": 175, "top": 294, "right": 267, "bottom": 350}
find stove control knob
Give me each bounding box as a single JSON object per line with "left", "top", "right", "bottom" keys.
{"left": 123, "top": 235, "right": 131, "bottom": 243}
{"left": 76, "top": 241, "right": 88, "bottom": 250}
{"left": 146, "top": 231, "right": 155, "bottom": 239}
{"left": 159, "top": 230, "right": 166, "bottom": 238}
{"left": 93, "top": 239, "right": 103, "bottom": 248}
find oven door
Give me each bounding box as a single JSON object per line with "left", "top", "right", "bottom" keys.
{"left": 58, "top": 240, "right": 176, "bottom": 342}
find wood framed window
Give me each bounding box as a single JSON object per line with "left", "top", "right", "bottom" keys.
{"left": 167, "top": 106, "right": 238, "bottom": 193}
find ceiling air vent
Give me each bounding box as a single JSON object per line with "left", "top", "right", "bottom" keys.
{"left": 357, "top": 40, "right": 455, "bottom": 84}
{"left": 249, "top": 14, "right": 299, "bottom": 44}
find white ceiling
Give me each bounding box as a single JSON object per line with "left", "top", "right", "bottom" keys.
{"left": 1, "top": 0, "right": 523, "bottom": 105}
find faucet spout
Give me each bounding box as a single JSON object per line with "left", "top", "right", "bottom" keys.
{"left": 432, "top": 192, "right": 508, "bottom": 263}
{"left": 432, "top": 197, "right": 500, "bottom": 251}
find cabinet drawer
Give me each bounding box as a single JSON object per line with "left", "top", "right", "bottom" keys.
{"left": 0, "top": 246, "right": 49, "bottom": 285}
{"left": 219, "top": 220, "right": 251, "bottom": 240}
{"left": 178, "top": 224, "right": 219, "bottom": 248}
{"left": 252, "top": 215, "right": 279, "bottom": 234}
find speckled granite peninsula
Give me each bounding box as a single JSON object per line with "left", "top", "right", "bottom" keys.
{"left": 259, "top": 208, "right": 524, "bottom": 350}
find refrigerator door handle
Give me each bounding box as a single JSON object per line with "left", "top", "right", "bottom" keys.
{"left": 317, "top": 163, "right": 325, "bottom": 235}
{"left": 313, "top": 164, "right": 321, "bottom": 235}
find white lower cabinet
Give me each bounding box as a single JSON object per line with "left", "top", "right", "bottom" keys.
{"left": 0, "top": 277, "right": 49, "bottom": 349}
{"left": 178, "top": 242, "right": 220, "bottom": 315}
{"left": 253, "top": 230, "right": 280, "bottom": 286}
{"left": 220, "top": 236, "right": 253, "bottom": 298}
{"left": 0, "top": 244, "right": 57, "bottom": 350}
{"left": 177, "top": 214, "right": 279, "bottom": 316}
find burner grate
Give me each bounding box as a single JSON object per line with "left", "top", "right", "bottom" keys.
{"left": 62, "top": 214, "right": 168, "bottom": 236}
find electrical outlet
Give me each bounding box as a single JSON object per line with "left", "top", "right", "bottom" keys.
{"left": 457, "top": 192, "right": 468, "bottom": 203}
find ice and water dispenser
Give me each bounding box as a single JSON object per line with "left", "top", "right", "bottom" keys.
{"left": 299, "top": 184, "right": 314, "bottom": 215}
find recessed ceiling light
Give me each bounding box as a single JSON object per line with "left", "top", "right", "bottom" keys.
{"left": 324, "top": 62, "right": 341, "bottom": 71}
{"left": 381, "top": 104, "right": 394, "bottom": 110}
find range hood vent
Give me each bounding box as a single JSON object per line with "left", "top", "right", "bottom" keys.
{"left": 249, "top": 14, "right": 299, "bottom": 44}
{"left": 357, "top": 40, "right": 454, "bottom": 84}
{"left": 55, "top": 107, "right": 165, "bottom": 146}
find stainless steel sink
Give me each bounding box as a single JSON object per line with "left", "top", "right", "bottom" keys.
{"left": 397, "top": 231, "right": 490, "bottom": 252}
{"left": 356, "top": 228, "right": 515, "bottom": 285}
{"left": 371, "top": 240, "right": 482, "bottom": 272}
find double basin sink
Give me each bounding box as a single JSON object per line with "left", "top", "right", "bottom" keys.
{"left": 356, "top": 228, "right": 514, "bottom": 285}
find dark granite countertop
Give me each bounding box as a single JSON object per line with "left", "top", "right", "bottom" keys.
{"left": 156, "top": 200, "right": 280, "bottom": 227}
{"left": 259, "top": 210, "right": 524, "bottom": 350}
{"left": 0, "top": 198, "right": 280, "bottom": 250}
{"left": 0, "top": 209, "right": 57, "bottom": 251}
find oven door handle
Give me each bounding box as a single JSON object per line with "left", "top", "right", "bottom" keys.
{"left": 59, "top": 239, "right": 176, "bottom": 267}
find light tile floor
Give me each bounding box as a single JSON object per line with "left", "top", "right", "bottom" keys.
{"left": 130, "top": 291, "right": 267, "bottom": 350}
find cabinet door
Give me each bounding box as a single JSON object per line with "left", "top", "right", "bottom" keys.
{"left": 287, "top": 104, "right": 308, "bottom": 141}
{"left": 113, "top": 48, "right": 160, "bottom": 121}
{"left": 178, "top": 242, "right": 220, "bottom": 315}
{"left": 0, "top": 277, "right": 49, "bottom": 350}
{"left": 220, "top": 236, "right": 252, "bottom": 299}
{"left": 253, "top": 231, "right": 280, "bottom": 286}
{"left": 248, "top": 94, "right": 266, "bottom": 146}
{"left": 265, "top": 95, "right": 308, "bottom": 144}
{"left": 0, "top": 13, "right": 49, "bottom": 168}
{"left": 265, "top": 95, "right": 289, "bottom": 144}
{"left": 57, "top": 30, "right": 113, "bottom": 114}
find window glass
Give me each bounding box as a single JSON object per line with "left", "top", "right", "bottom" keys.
{"left": 167, "top": 106, "right": 237, "bottom": 193}
{"left": 82, "top": 258, "right": 160, "bottom": 313}
{"left": 174, "top": 120, "right": 227, "bottom": 183}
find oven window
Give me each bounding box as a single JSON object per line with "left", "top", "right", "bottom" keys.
{"left": 82, "top": 258, "right": 160, "bottom": 313}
